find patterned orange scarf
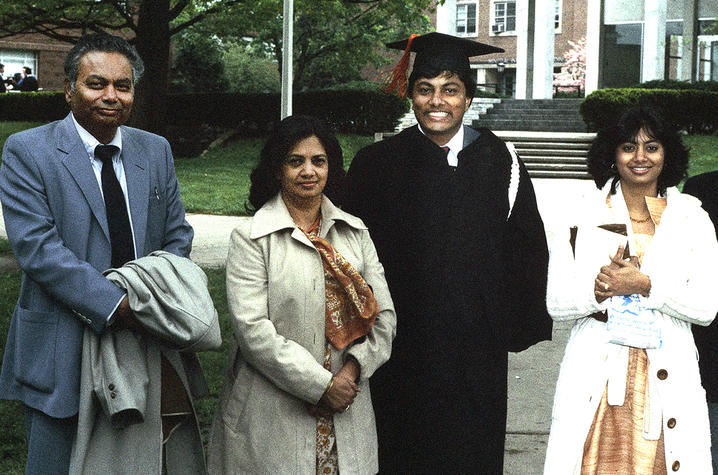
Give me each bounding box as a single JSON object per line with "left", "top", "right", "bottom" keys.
{"left": 302, "top": 217, "right": 379, "bottom": 349}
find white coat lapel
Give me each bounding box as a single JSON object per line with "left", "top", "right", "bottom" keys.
{"left": 57, "top": 115, "right": 111, "bottom": 242}
{"left": 120, "top": 129, "right": 149, "bottom": 257}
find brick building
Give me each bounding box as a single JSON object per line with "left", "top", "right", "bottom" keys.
{"left": 0, "top": 34, "right": 71, "bottom": 91}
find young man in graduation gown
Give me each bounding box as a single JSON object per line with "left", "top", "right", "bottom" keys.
{"left": 342, "top": 33, "right": 552, "bottom": 473}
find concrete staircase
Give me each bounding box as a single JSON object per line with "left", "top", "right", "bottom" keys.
{"left": 496, "top": 131, "right": 595, "bottom": 179}
{"left": 475, "top": 98, "right": 586, "bottom": 133}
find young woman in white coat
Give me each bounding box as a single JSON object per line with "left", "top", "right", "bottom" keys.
{"left": 544, "top": 106, "right": 718, "bottom": 474}
{"left": 207, "top": 115, "right": 396, "bottom": 474}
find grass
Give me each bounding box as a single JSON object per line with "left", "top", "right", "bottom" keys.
{"left": 174, "top": 134, "right": 373, "bottom": 216}
{"left": 684, "top": 135, "right": 718, "bottom": 178}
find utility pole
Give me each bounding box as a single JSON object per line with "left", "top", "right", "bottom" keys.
{"left": 281, "top": 0, "right": 293, "bottom": 119}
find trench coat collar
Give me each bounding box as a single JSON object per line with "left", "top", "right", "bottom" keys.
{"left": 250, "top": 193, "right": 366, "bottom": 241}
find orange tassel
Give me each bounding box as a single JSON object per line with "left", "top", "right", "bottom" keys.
{"left": 377, "top": 33, "right": 419, "bottom": 98}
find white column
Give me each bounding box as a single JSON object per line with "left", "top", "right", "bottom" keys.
{"left": 436, "top": 0, "right": 457, "bottom": 34}
{"left": 531, "top": 0, "right": 555, "bottom": 99}
{"left": 680, "top": 0, "right": 698, "bottom": 81}
{"left": 280, "top": 0, "right": 293, "bottom": 119}
{"left": 515, "top": 0, "right": 531, "bottom": 99}
{"left": 642, "top": 0, "right": 667, "bottom": 82}
{"left": 584, "top": 0, "right": 602, "bottom": 93}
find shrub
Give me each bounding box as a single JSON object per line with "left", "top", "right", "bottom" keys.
{"left": 166, "top": 86, "right": 408, "bottom": 136}
{"left": 630, "top": 79, "right": 718, "bottom": 92}
{"left": 0, "top": 92, "right": 68, "bottom": 122}
{"left": 580, "top": 88, "right": 718, "bottom": 134}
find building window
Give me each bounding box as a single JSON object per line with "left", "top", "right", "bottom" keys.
{"left": 555, "top": 0, "right": 562, "bottom": 31}
{"left": 457, "top": 2, "right": 478, "bottom": 36}
{"left": 0, "top": 49, "right": 38, "bottom": 80}
{"left": 492, "top": 0, "right": 516, "bottom": 34}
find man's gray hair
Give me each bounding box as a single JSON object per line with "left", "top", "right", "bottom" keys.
{"left": 65, "top": 32, "right": 145, "bottom": 91}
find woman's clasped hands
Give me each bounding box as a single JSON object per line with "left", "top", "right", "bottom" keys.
{"left": 307, "top": 358, "right": 361, "bottom": 417}
{"left": 594, "top": 245, "right": 651, "bottom": 303}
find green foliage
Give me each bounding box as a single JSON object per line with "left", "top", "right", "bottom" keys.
{"left": 170, "top": 32, "right": 230, "bottom": 93}
{"left": 580, "top": 88, "right": 718, "bottom": 134}
{"left": 223, "top": 43, "right": 280, "bottom": 94}
{"left": 198, "top": 0, "right": 434, "bottom": 90}
{"left": 630, "top": 79, "right": 718, "bottom": 92}
{"left": 0, "top": 92, "right": 67, "bottom": 122}
{"left": 166, "top": 86, "right": 409, "bottom": 135}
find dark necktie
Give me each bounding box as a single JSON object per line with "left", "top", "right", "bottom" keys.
{"left": 96, "top": 145, "right": 133, "bottom": 268}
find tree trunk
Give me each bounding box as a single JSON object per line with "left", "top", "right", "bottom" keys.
{"left": 131, "top": 0, "right": 171, "bottom": 137}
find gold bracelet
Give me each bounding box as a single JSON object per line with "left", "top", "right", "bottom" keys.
{"left": 323, "top": 377, "right": 335, "bottom": 397}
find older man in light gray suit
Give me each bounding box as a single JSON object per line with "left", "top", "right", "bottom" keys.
{"left": 0, "top": 32, "right": 193, "bottom": 473}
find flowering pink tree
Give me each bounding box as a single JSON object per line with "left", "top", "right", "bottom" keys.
{"left": 554, "top": 37, "right": 586, "bottom": 94}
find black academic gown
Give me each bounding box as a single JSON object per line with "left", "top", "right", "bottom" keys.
{"left": 343, "top": 125, "right": 552, "bottom": 473}
{"left": 683, "top": 171, "right": 718, "bottom": 404}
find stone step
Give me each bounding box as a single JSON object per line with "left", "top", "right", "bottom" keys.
{"left": 490, "top": 104, "right": 582, "bottom": 111}
{"left": 526, "top": 162, "right": 588, "bottom": 170}
{"left": 515, "top": 141, "right": 590, "bottom": 150}
{"left": 528, "top": 170, "right": 593, "bottom": 179}
{"left": 522, "top": 156, "right": 587, "bottom": 165}
{"left": 479, "top": 121, "right": 587, "bottom": 132}
{"left": 514, "top": 151, "right": 588, "bottom": 161}
{"left": 496, "top": 132, "right": 596, "bottom": 142}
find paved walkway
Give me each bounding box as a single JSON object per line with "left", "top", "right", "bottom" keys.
{"left": 0, "top": 177, "right": 596, "bottom": 473}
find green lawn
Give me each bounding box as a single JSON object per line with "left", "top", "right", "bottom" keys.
{"left": 684, "top": 135, "right": 718, "bottom": 178}
{"left": 174, "top": 134, "right": 373, "bottom": 215}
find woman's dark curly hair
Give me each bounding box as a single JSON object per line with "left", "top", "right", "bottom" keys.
{"left": 586, "top": 105, "right": 689, "bottom": 195}
{"left": 246, "top": 115, "right": 345, "bottom": 213}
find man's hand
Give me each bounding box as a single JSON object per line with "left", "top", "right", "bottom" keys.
{"left": 110, "top": 296, "right": 143, "bottom": 332}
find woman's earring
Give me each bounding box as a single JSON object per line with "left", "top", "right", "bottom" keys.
{"left": 610, "top": 162, "right": 617, "bottom": 170}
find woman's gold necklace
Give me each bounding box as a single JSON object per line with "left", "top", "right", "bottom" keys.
{"left": 629, "top": 215, "right": 651, "bottom": 224}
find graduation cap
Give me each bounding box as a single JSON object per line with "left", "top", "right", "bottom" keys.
{"left": 380, "top": 32, "right": 504, "bottom": 98}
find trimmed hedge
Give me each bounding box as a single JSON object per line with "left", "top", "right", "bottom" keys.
{"left": 630, "top": 79, "right": 718, "bottom": 92}
{"left": 580, "top": 88, "right": 718, "bottom": 134}
{"left": 166, "top": 87, "right": 408, "bottom": 135}
{"left": 0, "top": 92, "right": 69, "bottom": 121}
{"left": 0, "top": 86, "right": 409, "bottom": 136}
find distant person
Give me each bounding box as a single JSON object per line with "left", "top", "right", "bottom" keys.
{"left": 544, "top": 106, "right": 718, "bottom": 473}
{"left": 207, "top": 115, "right": 396, "bottom": 474}
{"left": 343, "top": 32, "right": 551, "bottom": 472}
{"left": 0, "top": 32, "right": 197, "bottom": 473}
{"left": 17, "top": 66, "right": 39, "bottom": 91}
{"left": 0, "top": 64, "right": 6, "bottom": 93}
{"left": 682, "top": 170, "right": 718, "bottom": 474}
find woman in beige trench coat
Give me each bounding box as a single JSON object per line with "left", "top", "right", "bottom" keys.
{"left": 207, "top": 116, "right": 396, "bottom": 475}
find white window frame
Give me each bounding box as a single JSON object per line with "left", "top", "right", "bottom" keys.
{"left": 0, "top": 49, "right": 39, "bottom": 80}
{"left": 555, "top": 0, "right": 563, "bottom": 33}
{"left": 491, "top": 0, "right": 516, "bottom": 36}
{"left": 456, "top": 2, "right": 479, "bottom": 37}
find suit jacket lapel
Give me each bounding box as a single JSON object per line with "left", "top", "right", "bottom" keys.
{"left": 121, "top": 127, "right": 149, "bottom": 257}
{"left": 57, "top": 114, "right": 111, "bottom": 242}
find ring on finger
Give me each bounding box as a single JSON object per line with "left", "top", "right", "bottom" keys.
{"left": 604, "top": 283, "right": 609, "bottom": 291}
